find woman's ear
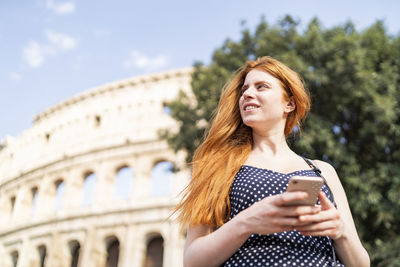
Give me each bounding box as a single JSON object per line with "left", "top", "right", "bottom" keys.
{"left": 285, "top": 96, "right": 296, "bottom": 113}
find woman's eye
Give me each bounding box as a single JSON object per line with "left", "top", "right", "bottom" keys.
{"left": 257, "top": 84, "right": 268, "bottom": 89}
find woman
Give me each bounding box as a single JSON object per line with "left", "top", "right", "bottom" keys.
{"left": 176, "top": 56, "right": 369, "bottom": 266}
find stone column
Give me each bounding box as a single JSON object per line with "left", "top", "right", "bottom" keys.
{"left": 171, "top": 169, "right": 190, "bottom": 197}
{"left": 80, "top": 227, "right": 106, "bottom": 267}
{"left": 131, "top": 226, "right": 146, "bottom": 267}
{"left": 93, "top": 163, "right": 114, "bottom": 207}
{"left": 14, "top": 187, "right": 32, "bottom": 226}
{"left": 79, "top": 228, "right": 94, "bottom": 267}
{"left": 0, "top": 243, "right": 9, "bottom": 267}
{"left": 35, "top": 175, "right": 56, "bottom": 217}
{"left": 119, "top": 225, "right": 136, "bottom": 267}
{"left": 132, "top": 156, "right": 151, "bottom": 200}
{"left": 162, "top": 222, "right": 184, "bottom": 267}
{"left": 115, "top": 229, "right": 127, "bottom": 267}
{"left": 46, "top": 233, "right": 65, "bottom": 267}
{"left": 16, "top": 236, "right": 30, "bottom": 267}
{"left": 63, "top": 168, "right": 84, "bottom": 210}
{"left": 0, "top": 193, "right": 12, "bottom": 229}
{"left": 26, "top": 241, "right": 40, "bottom": 267}
{"left": 64, "top": 246, "right": 72, "bottom": 267}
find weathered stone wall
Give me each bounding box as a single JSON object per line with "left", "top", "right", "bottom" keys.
{"left": 0, "top": 68, "right": 192, "bottom": 267}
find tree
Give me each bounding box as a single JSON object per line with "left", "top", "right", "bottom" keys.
{"left": 160, "top": 15, "right": 400, "bottom": 266}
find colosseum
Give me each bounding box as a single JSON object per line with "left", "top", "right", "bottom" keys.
{"left": 0, "top": 68, "right": 193, "bottom": 267}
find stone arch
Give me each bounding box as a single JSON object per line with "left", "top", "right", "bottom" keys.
{"left": 31, "top": 186, "right": 39, "bottom": 215}
{"left": 54, "top": 179, "right": 65, "bottom": 212}
{"left": 11, "top": 185, "right": 39, "bottom": 221}
{"left": 144, "top": 233, "right": 164, "bottom": 267}
{"left": 82, "top": 171, "right": 96, "bottom": 206}
{"left": 9, "top": 195, "right": 16, "bottom": 218}
{"left": 162, "top": 102, "right": 171, "bottom": 115}
{"left": 0, "top": 69, "right": 193, "bottom": 267}
{"left": 93, "top": 114, "right": 102, "bottom": 127}
{"left": 150, "top": 160, "right": 174, "bottom": 197}
{"left": 68, "top": 240, "right": 81, "bottom": 267}
{"left": 105, "top": 236, "right": 120, "bottom": 267}
{"left": 10, "top": 250, "right": 18, "bottom": 267}
{"left": 114, "top": 165, "right": 133, "bottom": 200}
{"left": 38, "top": 244, "right": 47, "bottom": 267}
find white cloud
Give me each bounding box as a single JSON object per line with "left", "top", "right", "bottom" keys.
{"left": 123, "top": 50, "right": 168, "bottom": 72}
{"left": 45, "top": 29, "right": 76, "bottom": 50}
{"left": 23, "top": 41, "right": 45, "bottom": 68}
{"left": 45, "top": 0, "right": 75, "bottom": 14}
{"left": 22, "top": 29, "right": 77, "bottom": 68}
{"left": 10, "top": 72, "right": 22, "bottom": 81}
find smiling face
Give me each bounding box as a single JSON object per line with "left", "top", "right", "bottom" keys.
{"left": 239, "top": 69, "right": 295, "bottom": 133}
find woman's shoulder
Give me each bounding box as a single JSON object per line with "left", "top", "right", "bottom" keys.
{"left": 311, "top": 159, "right": 336, "bottom": 173}
{"left": 311, "top": 159, "right": 342, "bottom": 187}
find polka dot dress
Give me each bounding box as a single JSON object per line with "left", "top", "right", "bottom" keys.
{"left": 223, "top": 165, "right": 345, "bottom": 267}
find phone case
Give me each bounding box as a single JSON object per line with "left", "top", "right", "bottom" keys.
{"left": 285, "top": 176, "right": 324, "bottom": 206}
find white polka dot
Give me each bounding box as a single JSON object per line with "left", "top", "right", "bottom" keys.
{"left": 224, "top": 166, "right": 342, "bottom": 266}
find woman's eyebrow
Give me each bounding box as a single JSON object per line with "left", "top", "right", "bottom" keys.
{"left": 241, "top": 84, "right": 249, "bottom": 90}
{"left": 254, "top": 81, "right": 272, "bottom": 87}
{"left": 241, "top": 80, "right": 272, "bottom": 91}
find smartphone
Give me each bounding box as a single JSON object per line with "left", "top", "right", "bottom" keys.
{"left": 285, "top": 176, "right": 324, "bottom": 206}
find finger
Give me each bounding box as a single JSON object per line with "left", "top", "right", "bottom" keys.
{"left": 298, "top": 209, "right": 340, "bottom": 223}
{"left": 270, "top": 216, "right": 301, "bottom": 226}
{"left": 299, "top": 228, "right": 342, "bottom": 239}
{"left": 295, "top": 221, "right": 315, "bottom": 227}
{"left": 278, "top": 205, "right": 321, "bottom": 217}
{"left": 319, "top": 191, "right": 335, "bottom": 210}
{"left": 295, "top": 220, "right": 338, "bottom": 232}
{"left": 274, "top": 192, "right": 308, "bottom": 206}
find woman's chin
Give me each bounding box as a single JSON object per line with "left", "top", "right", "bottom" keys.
{"left": 242, "top": 119, "right": 258, "bottom": 128}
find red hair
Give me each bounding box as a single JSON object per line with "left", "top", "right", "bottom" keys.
{"left": 175, "top": 56, "right": 311, "bottom": 227}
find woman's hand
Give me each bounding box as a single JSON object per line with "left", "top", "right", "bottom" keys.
{"left": 295, "top": 191, "right": 345, "bottom": 240}
{"left": 239, "top": 191, "right": 322, "bottom": 235}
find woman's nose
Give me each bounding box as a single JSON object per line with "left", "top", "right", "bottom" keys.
{"left": 243, "top": 87, "right": 255, "bottom": 99}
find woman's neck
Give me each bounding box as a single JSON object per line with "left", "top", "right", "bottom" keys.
{"left": 251, "top": 129, "right": 293, "bottom": 157}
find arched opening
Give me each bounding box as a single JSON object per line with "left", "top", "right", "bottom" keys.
{"left": 114, "top": 166, "right": 133, "bottom": 200}
{"left": 144, "top": 235, "right": 164, "bottom": 267}
{"left": 150, "top": 161, "right": 173, "bottom": 197}
{"left": 105, "top": 237, "right": 120, "bottom": 267}
{"left": 95, "top": 115, "right": 101, "bottom": 127}
{"left": 31, "top": 187, "right": 38, "bottom": 215}
{"left": 54, "top": 179, "right": 65, "bottom": 212}
{"left": 162, "top": 103, "right": 171, "bottom": 115}
{"left": 38, "top": 245, "right": 47, "bottom": 267}
{"left": 45, "top": 133, "right": 51, "bottom": 143}
{"left": 10, "top": 196, "right": 16, "bottom": 216}
{"left": 7, "top": 195, "right": 16, "bottom": 223}
{"left": 10, "top": 250, "right": 18, "bottom": 267}
{"left": 82, "top": 172, "right": 96, "bottom": 206}
{"left": 68, "top": 240, "right": 80, "bottom": 267}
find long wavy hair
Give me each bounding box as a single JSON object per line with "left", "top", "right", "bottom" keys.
{"left": 175, "top": 56, "right": 311, "bottom": 227}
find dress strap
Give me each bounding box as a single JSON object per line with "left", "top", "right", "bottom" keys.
{"left": 301, "top": 157, "right": 338, "bottom": 267}
{"left": 301, "top": 157, "right": 336, "bottom": 204}
{"left": 302, "top": 157, "right": 322, "bottom": 175}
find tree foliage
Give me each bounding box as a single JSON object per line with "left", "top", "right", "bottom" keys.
{"left": 161, "top": 15, "right": 400, "bottom": 266}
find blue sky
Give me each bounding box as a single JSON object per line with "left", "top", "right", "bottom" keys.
{"left": 1, "top": 0, "right": 399, "bottom": 140}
